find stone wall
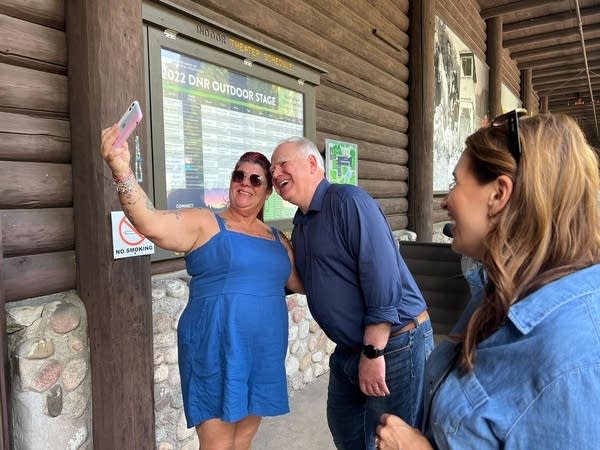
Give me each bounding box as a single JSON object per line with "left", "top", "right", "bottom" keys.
{"left": 5, "top": 273, "right": 334, "bottom": 449}
{"left": 6, "top": 291, "right": 92, "bottom": 450}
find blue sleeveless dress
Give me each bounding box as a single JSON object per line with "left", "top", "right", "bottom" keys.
{"left": 177, "top": 214, "right": 291, "bottom": 427}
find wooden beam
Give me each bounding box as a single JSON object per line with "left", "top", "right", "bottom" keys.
{"left": 520, "top": 53, "right": 600, "bottom": 70}
{"left": 511, "top": 38, "right": 600, "bottom": 62}
{"left": 533, "top": 66, "right": 600, "bottom": 85}
{"left": 408, "top": 0, "right": 434, "bottom": 241}
{"left": 480, "top": 0, "right": 557, "bottom": 20}
{"left": 504, "top": 23, "right": 600, "bottom": 50}
{"left": 487, "top": 16, "right": 503, "bottom": 118}
{"left": 503, "top": 6, "right": 598, "bottom": 34}
{"left": 537, "top": 80, "right": 600, "bottom": 96}
{"left": 65, "top": 1, "right": 155, "bottom": 449}
{"left": 0, "top": 215, "right": 13, "bottom": 450}
{"left": 521, "top": 68, "right": 535, "bottom": 112}
{"left": 541, "top": 95, "right": 549, "bottom": 113}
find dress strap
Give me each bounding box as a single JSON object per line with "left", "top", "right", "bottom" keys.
{"left": 271, "top": 227, "right": 281, "bottom": 242}
{"left": 215, "top": 213, "right": 227, "bottom": 232}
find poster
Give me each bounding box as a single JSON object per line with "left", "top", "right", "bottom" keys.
{"left": 325, "top": 139, "right": 358, "bottom": 185}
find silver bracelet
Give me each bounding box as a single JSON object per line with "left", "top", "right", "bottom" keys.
{"left": 112, "top": 171, "right": 136, "bottom": 194}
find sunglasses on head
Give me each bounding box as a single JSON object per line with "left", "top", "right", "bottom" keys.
{"left": 231, "top": 170, "right": 264, "bottom": 187}
{"left": 491, "top": 108, "right": 528, "bottom": 164}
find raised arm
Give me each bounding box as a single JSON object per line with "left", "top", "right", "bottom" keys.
{"left": 100, "top": 125, "right": 209, "bottom": 253}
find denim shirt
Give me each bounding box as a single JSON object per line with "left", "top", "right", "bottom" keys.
{"left": 423, "top": 263, "right": 600, "bottom": 449}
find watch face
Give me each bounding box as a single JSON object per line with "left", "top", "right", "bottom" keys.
{"left": 363, "top": 344, "right": 383, "bottom": 359}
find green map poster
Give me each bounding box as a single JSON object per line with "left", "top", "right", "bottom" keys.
{"left": 325, "top": 139, "right": 358, "bottom": 185}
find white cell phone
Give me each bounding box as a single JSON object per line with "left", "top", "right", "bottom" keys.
{"left": 112, "top": 100, "right": 143, "bottom": 149}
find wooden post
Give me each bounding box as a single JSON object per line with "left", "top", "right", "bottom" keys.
{"left": 487, "top": 17, "right": 503, "bottom": 117}
{"left": 541, "top": 95, "right": 549, "bottom": 113}
{"left": 521, "top": 68, "right": 534, "bottom": 112}
{"left": 408, "top": 0, "right": 435, "bottom": 241}
{"left": 66, "top": 1, "right": 155, "bottom": 448}
{"left": 0, "top": 217, "right": 12, "bottom": 450}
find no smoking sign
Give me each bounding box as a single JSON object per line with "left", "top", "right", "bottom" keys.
{"left": 111, "top": 211, "right": 155, "bottom": 259}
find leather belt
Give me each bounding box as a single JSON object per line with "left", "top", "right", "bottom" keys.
{"left": 389, "top": 310, "right": 429, "bottom": 338}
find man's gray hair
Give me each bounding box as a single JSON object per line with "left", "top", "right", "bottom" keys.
{"left": 277, "top": 136, "right": 325, "bottom": 170}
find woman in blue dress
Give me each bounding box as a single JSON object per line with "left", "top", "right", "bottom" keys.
{"left": 101, "top": 125, "right": 303, "bottom": 450}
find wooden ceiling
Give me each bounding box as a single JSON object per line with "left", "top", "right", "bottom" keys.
{"left": 478, "top": 0, "right": 600, "bottom": 149}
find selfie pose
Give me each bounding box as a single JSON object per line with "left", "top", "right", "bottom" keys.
{"left": 100, "top": 123, "right": 303, "bottom": 450}
{"left": 375, "top": 112, "right": 600, "bottom": 449}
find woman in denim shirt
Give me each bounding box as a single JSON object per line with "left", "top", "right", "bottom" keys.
{"left": 375, "top": 112, "right": 600, "bottom": 449}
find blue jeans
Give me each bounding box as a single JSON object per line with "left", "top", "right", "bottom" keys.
{"left": 327, "top": 319, "right": 434, "bottom": 450}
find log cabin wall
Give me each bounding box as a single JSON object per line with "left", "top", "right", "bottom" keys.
{"left": 0, "top": 3, "right": 74, "bottom": 302}
{"left": 165, "top": 0, "right": 412, "bottom": 231}
{"left": 502, "top": 48, "right": 521, "bottom": 103}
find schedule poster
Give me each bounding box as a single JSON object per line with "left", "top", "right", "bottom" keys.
{"left": 160, "top": 48, "right": 303, "bottom": 221}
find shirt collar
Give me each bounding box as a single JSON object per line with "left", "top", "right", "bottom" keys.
{"left": 508, "top": 263, "right": 600, "bottom": 334}
{"left": 292, "top": 179, "right": 330, "bottom": 224}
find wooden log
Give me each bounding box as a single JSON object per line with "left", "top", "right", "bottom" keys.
{"left": 302, "top": 0, "right": 409, "bottom": 54}
{"left": 358, "top": 179, "right": 408, "bottom": 198}
{"left": 358, "top": 160, "right": 408, "bottom": 181}
{"left": 150, "top": 258, "right": 186, "bottom": 275}
{"left": 0, "top": 132, "right": 70, "bottom": 163}
{"left": 487, "top": 17, "right": 502, "bottom": 117}
{"left": 521, "top": 68, "right": 535, "bottom": 112}
{"left": 0, "top": 63, "right": 68, "bottom": 114}
{"left": 0, "top": 215, "right": 13, "bottom": 448}
{"left": 317, "top": 109, "right": 408, "bottom": 148}
{"left": 318, "top": 84, "right": 408, "bottom": 132}
{"left": 67, "top": 0, "right": 155, "bottom": 446}
{"left": 0, "top": 13, "right": 67, "bottom": 70}
{"left": 316, "top": 132, "right": 408, "bottom": 165}
{"left": 376, "top": 197, "right": 408, "bottom": 215}
{"left": 433, "top": 208, "right": 450, "bottom": 223}
{"left": 0, "top": 0, "right": 64, "bottom": 30}
{"left": 321, "top": 78, "right": 408, "bottom": 113}
{"left": 370, "top": 0, "right": 409, "bottom": 31}
{"left": 339, "top": 0, "right": 409, "bottom": 33}
{"left": 502, "top": 49, "right": 521, "bottom": 95}
{"left": 0, "top": 161, "right": 71, "bottom": 208}
{"left": 1, "top": 208, "right": 74, "bottom": 257}
{"left": 3, "top": 251, "right": 76, "bottom": 302}
{"left": 386, "top": 213, "right": 408, "bottom": 231}
{"left": 256, "top": 0, "right": 409, "bottom": 70}
{"left": 0, "top": 111, "right": 70, "bottom": 163}
{"left": 409, "top": 0, "right": 435, "bottom": 241}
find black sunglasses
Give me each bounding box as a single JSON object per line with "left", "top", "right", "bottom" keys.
{"left": 231, "top": 170, "right": 264, "bottom": 187}
{"left": 491, "top": 108, "right": 528, "bottom": 164}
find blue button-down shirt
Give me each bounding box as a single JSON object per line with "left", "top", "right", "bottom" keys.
{"left": 291, "top": 179, "right": 426, "bottom": 349}
{"left": 424, "top": 263, "right": 600, "bottom": 449}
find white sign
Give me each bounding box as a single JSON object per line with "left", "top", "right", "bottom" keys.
{"left": 111, "top": 211, "right": 155, "bottom": 259}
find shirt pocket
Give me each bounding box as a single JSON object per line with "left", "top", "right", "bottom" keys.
{"left": 431, "top": 369, "right": 489, "bottom": 439}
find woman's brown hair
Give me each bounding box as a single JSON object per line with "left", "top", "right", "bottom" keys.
{"left": 458, "top": 113, "right": 600, "bottom": 371}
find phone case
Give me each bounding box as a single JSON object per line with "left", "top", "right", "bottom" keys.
{"left": 113, "top": 100, "right": 143, "bottom": 149}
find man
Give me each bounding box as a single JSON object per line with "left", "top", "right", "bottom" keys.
{"left": 271, "top": 136, "right": 434, "bottom": 450}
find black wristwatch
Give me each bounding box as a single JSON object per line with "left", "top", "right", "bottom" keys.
{"left": 362, "top": 344, "right": 384, "bottom": 359}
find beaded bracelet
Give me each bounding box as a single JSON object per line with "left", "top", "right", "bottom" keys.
{"left": 112, "top": 171, "right": 136, "bottom": 194}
